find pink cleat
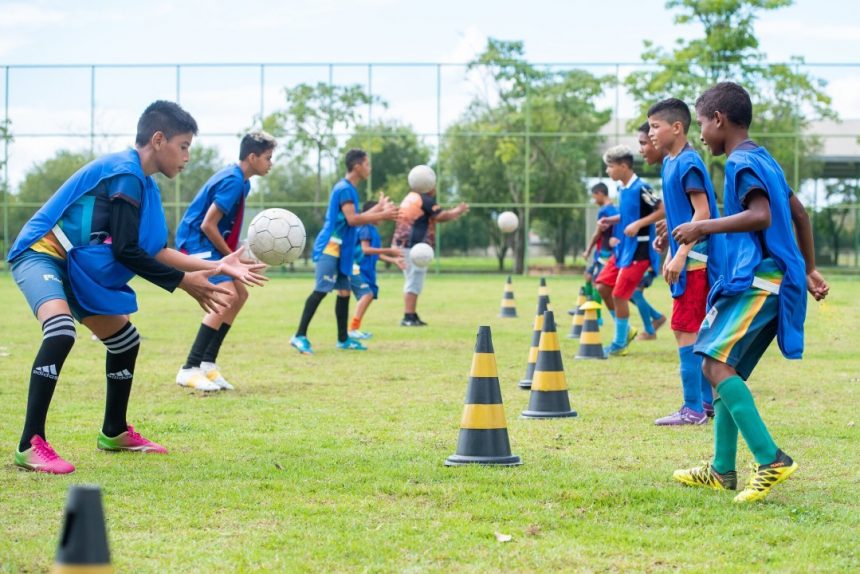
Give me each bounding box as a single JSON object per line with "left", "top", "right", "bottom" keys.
{"left": 15, "top": 435, "right": 75, "bottom": 474}
{"left": 98, "top": 425, "right": 168, "bottom": 454}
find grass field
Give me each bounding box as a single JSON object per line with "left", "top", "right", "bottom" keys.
{"left": 1, "top": 272, "right": 858, "bottom": 573}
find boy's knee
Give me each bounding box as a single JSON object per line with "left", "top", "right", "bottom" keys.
{"left": 42, "top": 314, "right": 77, "bottom": 351}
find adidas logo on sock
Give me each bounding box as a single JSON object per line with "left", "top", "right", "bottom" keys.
{"left": 107, "top": 369, "right": 133, "bottom": 380}
{"left": 33, "top": 364, "right": 59, "bottom": 380}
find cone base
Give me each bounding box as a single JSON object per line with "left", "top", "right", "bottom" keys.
{"left": 520, "top": 409, "right": 578, "bottom": 419}
{"left": 445, "top": 454, "right": 522, "bottom": 466}
{"left": 574, "top": 355, "right": 606, "bottom": 360}
{"left": 498, "top": 313, "right": 518, "bottom": 318}
{"left": 566, "top": 333, "right": 581, "bottom": 339}
{"left": 518, "top": 380, "right": 532, "bottom": 390}
{"left": 52, "top": 564, "right": 114, "bottom": 574}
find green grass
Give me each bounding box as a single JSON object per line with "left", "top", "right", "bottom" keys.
{"left": 0, "top": 273, "right": 858, "bottom": 573}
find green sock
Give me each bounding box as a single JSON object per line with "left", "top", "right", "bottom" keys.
{"left": 711, "top": 398, "right": 738, "bottom": 474}
{"left": 716, "top": 375, "right": 778, "bottom": 465}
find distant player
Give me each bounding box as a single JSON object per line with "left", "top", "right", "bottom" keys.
{"left": 672, "top": 82, "right": 828, "bottom": 502}
{"left": 348, "top": 200, "right": 406, "bottom": 339}
{"left": 594, "top": 145, "right": 664, "bottom": 357}
{"left": 290, "top": 149, "right": 398, "bottom": 354}
{"left": 7, "top": 101, "right": 266, "bottom": 474}
{"left": 581, "top": 182, "right": 618, "bottom": 321}
{"left": 647, "top": 98, "right": 723, "bottom": 425}
{"left": 392, "top": 174, "right": 468, "bottom": 327}
{"left": 174, "top": 131, "right": 277, "bottom": 391}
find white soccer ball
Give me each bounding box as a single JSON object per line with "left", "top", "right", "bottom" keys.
{"left": 407, "top": 165, "right": 436, "bottom": 193}
{"left": 246, "top": 208, "right": 306, "bottom": 266}
{"left": 409, "top": 242, "right": 434, "bottom": 268}
{"left": 497, "top": 211, "right": 519, "bottom": 233}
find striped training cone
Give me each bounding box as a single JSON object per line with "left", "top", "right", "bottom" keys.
{"left": 575, "top": 301, "right": 605, "bottom": 360}
{"left": 538, "top": 276, "right": 549, "bottom": 298}
{"left": 567, "top": 287, "right": 587, "bottom": 339}
{"left": 446, "top": 326, "right": 522, "bottom": 466}
{"left": 518, "top": 290, "right": 551, "bottom": 390}
{"left": 52, "top": 485, "right": 113, "bottom": 574}
{"left": 499, "top": 276, "right": 518, "bottom": 318}
{"left": 521, "top": 310, "right": 578, "bottom": 419}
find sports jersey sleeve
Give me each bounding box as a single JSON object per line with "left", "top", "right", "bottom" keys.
{"left": 736, "top": 167, "right": 768, "bottom": 207}
{"left": 106, "top": 174, "right": 144, "bottom": 207}
{"left": 212, "top": 176, "right": 244, "bottom": 215}
{"left": 681, "top": 166, "right": 706, "bottom": 194}
{"left": 358, "top": 225, "right": 372, "bottom": 242}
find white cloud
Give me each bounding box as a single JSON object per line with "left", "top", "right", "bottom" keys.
{"left": 0, "top": 3, "right": 64, "bottom": 28}
{"left": 758, "top": 19, "right": 860, "bottom": 44}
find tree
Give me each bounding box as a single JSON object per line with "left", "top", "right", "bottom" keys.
{"left": 625, "top": 0, "right": 836, "bottom": 193}
{"left": 813, "top": 180, "right": 860, "bottom": 266}
{"left": 0, "top": 120, "right": 12, "bottom": 257}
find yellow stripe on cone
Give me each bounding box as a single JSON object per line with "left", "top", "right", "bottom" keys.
{"left": 522, "top": 310, "right": 577, "bottom": 419}
{"left": 575, "top": 301, "right": 606, "bottom": 360}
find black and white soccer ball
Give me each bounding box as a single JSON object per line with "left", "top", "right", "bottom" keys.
{"left": 246, "top": 208, "right": 306, "bottom": 265}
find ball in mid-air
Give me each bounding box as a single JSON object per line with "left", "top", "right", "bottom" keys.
{"left": 497, "top": 211, "right": 519, "bottom": 233}
{"left": 409, "top": 242, "right": 434, "bottom": 268}
{"left": 247, "top": 208, "right": 306, "bottom": 265}
{"left": 408, "top": 165, "right": 436, "bottom": 193}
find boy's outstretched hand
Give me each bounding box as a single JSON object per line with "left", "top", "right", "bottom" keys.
{"left": 179, "top": 269, "right": 231, "bottom": 313}
{"left": 806, "top": 270, "right": 829, "bottom": 301}
{"left": 220, "top": 247, "right": 269, "bottom": 287}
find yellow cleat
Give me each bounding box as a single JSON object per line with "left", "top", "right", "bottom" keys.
{"left": 674, "top": 461, "right": 738, "bottom": 490}
{"left": 734, "top": 450, "right": 798, "bottom": 503}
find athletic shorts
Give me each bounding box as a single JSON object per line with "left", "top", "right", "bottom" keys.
{"left": 671, "top": 268, "right": 709, "bottom": 333}
{"left": 180, "top": 247, "right": 232, "bottom": 285}
{"left": 596, "top": 255, "right": 650, "bottom": 300}
{"left": 314, "top": 253, "right": 350, "bottom": 293}
{"left": 694, "top": 285, "right": 779, "bottom": 381}
{"left": 11, "top": 249, "right": 88, "bottom": 320}
{"left": 350, "top": 266, "right": 377, "bottom": 300}
{"left": 402, "top": 247, "right": 427, "bottom": 295}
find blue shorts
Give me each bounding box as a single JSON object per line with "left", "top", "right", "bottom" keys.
{"left": 181, "top": 247, "right": 232, "bottom": 285}
{"left": 694, "top": 287, "right": 779, "bottom": 381}
{"left": 314, "top": 253, "right": 350, "bottom": 293}
{"left": 350, "top": 271, "right": 376, "bottom": 300}
{"left": 11, "top": 249, "right": 88, "bottom": 321}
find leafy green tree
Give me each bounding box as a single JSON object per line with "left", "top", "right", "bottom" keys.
{"left": 0, "top": 120, "right": 13, "bottom": 257}
{"left": 813, "top": 180, "right": 860, "bottom": 266}
{"left": 626, "top": 0, "right": 836, "bottom": 192}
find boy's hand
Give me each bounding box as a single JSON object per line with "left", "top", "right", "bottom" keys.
{"left": 456, "top": 202, "right": 469, "bottom": 216}
{"left": 581, "top": 249, "right": 591, "bottom": 259}
{"left": 655, "top": 219, "right": 667, "bottom": 237}
{"left": 179, "top": 269, "right": 231, "bottom": 313}
{"left": 608, "top": 237, "right": 620, "bottom": 248}
{"left": 623, "top": 222, "right": 639, "bottom": 237}
{"left": 597, "top": 218, "right": 609, "bottom": 231}
{"left": 221, "top": 247, "right": 269, "bottom": 286}
{"left": 672, "top": 221, "right": 705, "bottom": 245}
{"left": 393, "top": 256, "right": 406, "bottom": 270}
{"left": 806, "top": 270, "right": 829, "bottom": 301}
{"left": 664, "top": 252, "right": 686, "bottom": 285}
{"left": 653, "top": 234, "right": 667, "bottom": 253}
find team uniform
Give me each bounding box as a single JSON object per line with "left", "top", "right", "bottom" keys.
{"left": 350, "top": 224, "right": 382, "bottom": 301}
{"left": 586, "top": 203, "right": 620, "bottom": 280}
{"left": 313, "top": 178, "right": 361, "bottom": 293}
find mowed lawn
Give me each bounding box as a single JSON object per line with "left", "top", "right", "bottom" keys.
{"left": 0, "top": 271, "right": 858, "bottom": 573}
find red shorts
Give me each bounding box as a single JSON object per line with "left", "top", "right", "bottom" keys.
{"left": 595, "top": 256, "right": 650, "bottom": 301}
{"left": 671, "top": 268, "right": 709, "bottom": 333}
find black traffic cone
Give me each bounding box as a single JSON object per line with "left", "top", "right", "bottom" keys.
{"left": 567, "top": 287, "right": 587, "bottom": 339}
{"left": 499, "top": 276, "right": 518, "bottom": 318}
{"left": 52, "top": 485, "right": 112, "bottom": 574}
{"left": 446, "top": 326, "right": 521, "bottom": 466}
{"left": 522, "top": 310, "right": 578, "bottom": 418}
{"left": 518, "top": 290, "right": 551, "bottom": 390}
{"left": 575, "top": 300, "right": 606, "bottom": 360}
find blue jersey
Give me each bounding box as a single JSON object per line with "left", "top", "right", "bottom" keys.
{"left": 357, "top": 224, "right": 382, "bottom": 283}
{"left": 661, "top": 145, "right": 725, "bottom": 297}
{"left": 312, "top": 178, "right": 360, "bottom": 276}
{"left": 616, "top": 175, "right": 660, "bottom": 273}
{"left": 7, "top": 149, "right": 167, "bottom": 315}
{"left": 596, "top": 204, "right": 620, "bottom": 260}
{"left": 176, "top": 165, "right": 249, "bottom": 256}
{"left": 715, "top": 142, "right": 806, "bottom": 359}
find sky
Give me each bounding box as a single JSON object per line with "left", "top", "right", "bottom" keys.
{"left": 1, "top": 0, "right": 858, "bottom": 188}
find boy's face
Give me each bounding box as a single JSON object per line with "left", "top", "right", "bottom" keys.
{"left": 354, "top": 157, "right": 371, "bottom": 181}
{"left": 638, "top": 131, "right": 663, "bottom": 166}
{"left": 591, "top": 192, "right": 607, "bottom": 206}
{"left": 154, "top": 131, "right": 193, "bottom": 179}
{"left": 250, "top": 149, "right": 274, "bottom": 177}
{"left": 604, "top": 161, "right": 625, "bottom": 182}
{"left": 648, "top": 116, "right": 681, "bottom": 153}
{"left": 696, "top": 110, "right": 725, "bottom": 156}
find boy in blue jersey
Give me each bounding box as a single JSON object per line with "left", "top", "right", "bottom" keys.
{"left": 174, "top": 131, "right": 277, "bottom": 391}
{"left": 348, "top": 201, "right": 406, "bottom": 339}
{"left": 7, "top": 101, "right": 267, "bottom": 474}
{"left": 647, "top": 99, "right": 723, "bottom": 426}
{"left": 595, "top": 145, "right": 665, "bottom": 357}
{"left": 290, "top": 149, "right": 399, "bottom": 354}
{"left": 672, "top": 82, "right": 828, "bottom": 502}
{"left": 581, "top": 183, "right": 618, "bottom": 317}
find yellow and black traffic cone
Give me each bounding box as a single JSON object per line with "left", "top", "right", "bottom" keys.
{"left": 575, "top": 300, "right": 606, "bottom": 360}
{"left": 518, "top": 288, "right": 551, "bottom": 390}
{"left": 567, "top": 287, "right": 587, "bottom": 339}
{"left": 52, "top": 485, "right": 113, "bottom": 574}
{"left": 446, "top": 326, "right": 522, "bottom": 466}
{"left": 499, "top": 275, "right": 517, "bottom": 318}
{"left": 522, "top": 310, "right": 578, "bottom": 419}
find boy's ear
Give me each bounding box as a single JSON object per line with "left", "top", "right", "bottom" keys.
{"left": 714, "top": 110, "right": 726, "bottom": 128}
{"left": 151, "top": 131, "right": 165, "bottom": 149}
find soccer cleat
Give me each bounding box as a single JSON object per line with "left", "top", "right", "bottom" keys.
{"left": 703, "top": 402, "right": 715, "bottom": 418}
{"left": 626, "top": 327, "right": 638, "bottom": 345}
{"left": 655, "top": 406, "right": 709, "bottom": 426}
{"left": 733, "top": 450, "right": 798, "bottom": 503}
{"left": 290, "top": 335, "right": 314, "bottom": 355}
{"left": 652, "top": 315, "right": 667, "bottom": 333}
{"left": 15, "top": 435, "right": 75, "bottom": 474}
{"left": 673, "top": 461, "right": 737, "bottom": 490}
{"left": 603, "top": 343, "right": 629, "bottom": 358}
{"left": 336, "top": 338, "right": 367, "bottom": 351}
{"left": 348, "top": 329, "right": 372, "bottom": 340}
{"left": 98, "top": 425, "right": 168, "bottom": 454}
{"left": 200, "top": 361, "right": 234, "bottom": 390}
{"left": 176, "top": 367, "right": 221, "bottom": 391}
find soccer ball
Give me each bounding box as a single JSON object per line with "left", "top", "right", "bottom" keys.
{"left": 497, "top": 211, "right": 519, "bottom": 233}
{"left": 409, "top": 242, "right": 434, "bottom": 268}
{"left": 246, "top": 208, "right": 306, "bottom": 266}
{"left": 408, "top": 165, "right": 436, "bottom": 193}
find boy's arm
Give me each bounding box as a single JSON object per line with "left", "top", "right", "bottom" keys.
{"left": 200, "top": 203, "right": 232, "bottom": 257}
{"left": 379, "top": 252, "right": 406, "bottom": 270}
{"left": 342, "top": 195, "right": 399, "bottom": 226}
{"left": 624, "top": 201, "right": 664, "bottom": 237}
{"left": 583, "top": 226, "right": 602, "bottom": 258}
{"left": 663, "top": 193, "right": 709, "bottom": 284}
{"left": 434, "top": 202, "right": 469, "bottom": 222}
{"left": 789, "top": 194, "right": 829, "bottom": 300}
{"left": 672, "top": 190, "right": 771, "bottom": 244}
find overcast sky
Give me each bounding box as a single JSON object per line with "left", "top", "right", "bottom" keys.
{"left": 1, "top": 0, "right": 858, "bottom": 187}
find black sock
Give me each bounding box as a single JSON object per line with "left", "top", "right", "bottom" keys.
{"left": 19, "top": 314, "right": 76, "bottom": 452}
{"left": 405, "top": 313, "right": 417, "bottom": 321}
{"left": 101, "top": 322, "right": 140, "bottom": 438}
{"left": 201, "top": 323, "right": 231, "bottom": 364}
{"left": 296, "top": 291, "right": 327, "bottom": 337}
{"left": 335, "top": 295, "right": 349, "bottom": 342}
{"left": 184, "top": 324, "right": 218, "bottom": 369}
